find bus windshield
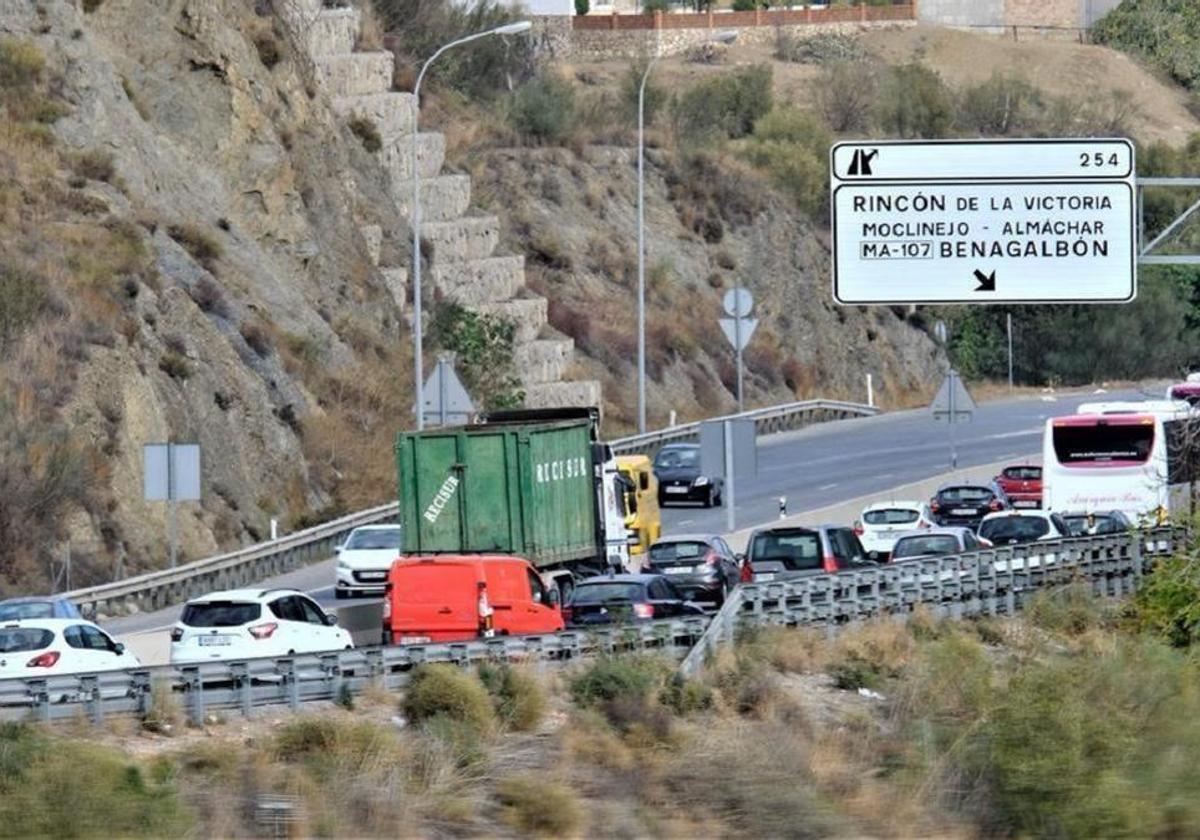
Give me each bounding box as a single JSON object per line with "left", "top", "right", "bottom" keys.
{"left": 1052, "top": 421, "right": 1153, "bottom": 465}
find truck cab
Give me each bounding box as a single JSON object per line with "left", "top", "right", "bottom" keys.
{"left": 615, "top": 454, "right": 662, "bottom": 563}
{"left": 382, "top": 555, "right": 564, "bottom": 644}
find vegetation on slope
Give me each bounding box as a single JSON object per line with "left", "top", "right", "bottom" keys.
{"left": 1094, "top": 0, "right": 1200, "bottom": 94}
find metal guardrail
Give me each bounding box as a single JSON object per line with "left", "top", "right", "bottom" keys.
{"left": 65, "top": 503, "right": 400, "bottom": 619}
{"left": 61, "top": 398, "right": 877, "bottom": 619}
{"left": 10, "top": 528, "right": 1178, "bottom": 724}
{"left": 610, "top": 398, "right": 879, "bottom": 456}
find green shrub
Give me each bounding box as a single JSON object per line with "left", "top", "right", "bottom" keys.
{"left": 671, "top": 64, "right": 773, "bottom": 147}
{"left": 958, "top": 72, "right": 1041, "bottom": 136}
{"left": 347, "top": 115, "right": 382, "bottom": 153}
{"left": 508, "top": 74, "right": 577, "bottom": 144}
{"left": 730, "top": 0, "right": 756, "bottom": 11}
{"left": 478, "top": 663, "right": 546, "bottom": 731}
{"left": 1128, "top": 554, "right": 1200, "bottom": 647}
{"left": 740, "top": 106, "right": 830, "bottom": 220}
{"left": 71, "top": 149, "right": 116, "bottom": 182}
{"left": 167, "top": 223, "right": 222, "bottom": 271}
{"left": 620, "top": 57, "right": 666, "bottom": 125}
{"left": 428, "top": 302, "right": 523, "bottom": 409}
{"left": 158, "top": 352, "right": 190, "bottom": 380}
{"left": 1093, "top": 0, "right": 1200, "bottom": 91}
{"left": 497, "top": 776, "right": 583, "bottom": 836}
{"left": 814, "top": 59, "right": 877, "bottom": 133}
{"left": 1025, "top": 583, "right": 1106, "bottom": 636}
{"left": 569, "top": 657, "right": 660, "bottom": 708}
{"left": 0, "top": 264, "right": 48, "bottom": 350}
{"left": 403, "top": 664, "right": 497, "bottom": 735}
{"left": 876, "top": 62, "right": 953, "bottom": 139}
{"left": 775, "top": 31, "right": 866, "bottom": 64}
{"left": 574, "top": 0, "right": 588, "bottom": 14}
{"left": 0, "top": 38, "right": 44, "bottom": 91}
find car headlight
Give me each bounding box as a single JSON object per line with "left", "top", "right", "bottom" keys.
{"left": 337, "top": 559, "right": 350, "bottom": 571}
{"left": 693, "top": 476, "right": 710, "bottom": 487}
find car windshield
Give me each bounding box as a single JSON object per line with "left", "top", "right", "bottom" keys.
{"left": 939, "top": 487, "right": 992, "bottom": 503}
{"left": 180, "top": 602, "right": 262, "bottom": 627}
{"left": 649, "top": 541, "right": 708, "bottom": 563}
{"left": 654, "top": 448, "right": 699, "bottom": 469}
{"left": 749, "top": 530, "right": 821, "bottom": 568}
{"left": 0, "top": 602, "right": 54, "bottom": 621}
{"left": 0, "top": 627, "right": 53, "bottom": 652}
{"left": 1063, "top": 515, "right": 1125, "bottom": 536}
{"left": 571, "top": 583, "right": 645, "bottom": 604}
{"left": 344, "top": 528, "right": 402, "bottom": 550}
{"left": 979, "top": 517, "right": 1050, "bottom": 542}
{"left": 892, "top": 535, "right": 960, "bottom": 559}
{"left": 1002, "top": 467, "right": 1041, "bottom": 481}
{"left": 863, "top": 509, "right": 919, "bottom": 526}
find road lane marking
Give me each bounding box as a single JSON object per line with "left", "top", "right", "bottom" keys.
{"left": 819, "top": 483, "right": 838, "bottom": 491}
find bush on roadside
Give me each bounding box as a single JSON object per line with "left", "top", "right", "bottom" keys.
{"left": 167, "top": 223, "right": 222, "bottom": 271}
{"left": 508, "top": 74, "right": 577, "bottom": 144}
{"left": 740, "top": 106, "right": 829, "bottom": 220}
{"left": 497, "top": 776, "right": 583, "bottom": 836}
{"left": 347, "top": 115, "right": 382, "bottom": 153}
{"left": 1127, "top": 554, "right": 1200, "bottom": 647}
{"left": 958, "top": 72, "right": 1042, "bottom": 136}
{"left": 670, "top": 64, "right": 772, "bottom": 147}
{"left": 813, "top": 59, "right": 877, "bottom": 133}
{"left": 478, "top": 663, "right": 547, "bottom": 731}
{"left": 1026, "top": 583, "right": 1107, "bottom": 636}
{"left": 876, "top": 62, "right": 953, "bottom": 139}
{"left": 403, "top": 664, "right": 497, "bottom": 735}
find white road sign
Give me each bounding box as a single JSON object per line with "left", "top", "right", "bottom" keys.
{"left": 830, "top": 139, "right": 1136, "bottom": 305}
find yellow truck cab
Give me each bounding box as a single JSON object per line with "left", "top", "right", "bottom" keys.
{"left": 615, "top": 455, "right": 662, "bottom": 562}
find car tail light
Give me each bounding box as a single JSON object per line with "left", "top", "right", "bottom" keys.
{"left": 561, "top": 607, "right": 573, "bottom": 624}
{"left": 633, "top": 603, "right": 654, "bottom": 619}
{"left": 477, "top": 583, "right": 494, "bottom": 637}
{"left": 823, "top": 555, "right": 838, "bottom": 573}
{"left": 930, "top": 500, "right": 940, "bottom": 513}
{"left": 740, "top": 562, "right": 753, "bottom": 583}
{"left": 170, "top": 627, "right": 183, "bottom": 642}
{"left": 853, "top": 521, "right": 864, "bottom": 537}
{"left": 704, "top": 550, "right": 720, "bottom": 566}
{"left": 26, "top": 651, "right": 60, "bottom": 668}
{"left": 989, "top": 500, "right": 1003, "bottom": 511}
{"left": 248, "top": 622, "right": 278, "bottom": 640}
{"left": 381, "top": 583, "right": 392, "bottom": 623}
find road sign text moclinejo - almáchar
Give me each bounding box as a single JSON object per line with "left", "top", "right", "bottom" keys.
{"left": 829, "top": 139, "right": 1137, "bottom": 305}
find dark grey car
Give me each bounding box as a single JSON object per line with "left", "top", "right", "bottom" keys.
{"left": 653, "top": 444, "right": 723, "bottom": 507}
{"left": 744, "top": 525, "right": 877, "bottom": 582}
{"left": 645, "top": 534, "right": 740, "bottom": 605}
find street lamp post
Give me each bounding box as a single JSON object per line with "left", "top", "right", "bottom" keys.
{"left": 636, "top": 31, "right": 736, "bottom": 434}
{"left": 411, "top": 21, "right": 531, "bottom": 430}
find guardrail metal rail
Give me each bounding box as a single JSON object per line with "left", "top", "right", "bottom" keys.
{"left": 62, "top": 398, "right": 877, "bottom": 619}
{"left": 7, "top": 528, "right": 1177, "bottom": 725}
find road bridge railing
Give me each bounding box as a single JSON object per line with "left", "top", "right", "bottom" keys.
{"left": 12, "top": 528, "right": 1181, "bottom": 724}
{"left": 62, "top": 397, "right": 877, "bottom": 619}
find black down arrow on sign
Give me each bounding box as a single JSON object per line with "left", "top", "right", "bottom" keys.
{"left": 973, "top": 269, "right": 996, "bottom": 292}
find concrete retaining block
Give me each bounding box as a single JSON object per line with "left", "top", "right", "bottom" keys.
{"left": 422, "top": 216, "right": 500, "bottom": 264}
{"left": 313, "top": 52, "right": 394, "bottom": 98}
{"left": 331, "top": 92, "right": 416, "bottom": 141}
{"left": 523, "top": 379, "right": 603, "bottom": 410}
{"left": 307, "top": 7, "right": 360, "bottom": 56}
{"left": 475, "top": 297, "right": 547, "bottom": 343}
{"left": 515, "top": 338, "right": 574, "bottom": 385}
{"left": 430, "top": 255, "right": 524, "bottom": 306}
{"left": 395, "top": 174, "right": 471, "bottom": 222}
{"left": 380, "top": 132, "right": 446, "bottom": 181}
{"left": 381, "top": 267, "right": 408, "bottom": 310}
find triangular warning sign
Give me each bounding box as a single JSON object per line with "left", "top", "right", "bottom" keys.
{"left": 931, "top": 370, "right": 976, "bottom": 421}
{"left": 417, "top": 359, "right": 476, "bottom": 427}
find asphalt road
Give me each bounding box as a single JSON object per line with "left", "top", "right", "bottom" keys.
{"left": 102, "top": 384, "right": 1156, "bottom": 639}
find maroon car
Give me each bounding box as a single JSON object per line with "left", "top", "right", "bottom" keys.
{"left": 994, "top": 464, "right": 1042, "bottom": 509}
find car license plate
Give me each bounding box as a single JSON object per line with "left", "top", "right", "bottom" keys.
{"left": 1013, "top": 500, "right": 1037, "bottom": 508}
{"left": 665, "top": 565, "right": 692, "bottom": 574}
{"left": 400, "top": 636, "right": 431, "bottom": 645}
{"left": 951, "top": 508, "right": 976, "bottom": 516}
{"left": 198, "top": 636, "right": 231, "bottom": 647}
{"left": 665, "top": 486, "right": 689, "bottom": 494}
{"left": 358, "top": 571, "right": 386, "bottom": 581}
{"left": 756, "top": 573, "right": 775, "bottom": 582}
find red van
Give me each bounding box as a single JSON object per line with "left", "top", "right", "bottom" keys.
{"left": 382, "top": 555, "right": 564, "bottom": 644}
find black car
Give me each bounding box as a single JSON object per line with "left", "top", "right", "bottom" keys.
{"left": 744, "top": 524, "right": 877, "bottom": 581}
{"left": 563, "top": 574, "right": 706, "bottom": 627}
{"left": 653, "top": 444, "right": 723, "bottom": 507}
{"left": 930, "top": 482, "right": 1009, "bottom": 529}
{"left": 644, "top": 534, "right": 741, "bottom": 605}
{"left": 1060, "top": 510, "right": 1134, "bottom": 536}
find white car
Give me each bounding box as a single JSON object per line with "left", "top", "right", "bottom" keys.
{"left": 977, "top": 510, "right": 1069, "bottom": 547}
{"left": 335, "top": 524, "right": 403, "bottom": 598}
{"left": 170, "top": 589, "right": 353, "bottom": 664}
{"left": 855, "top": 501, "right": 936, "bottom": 560}
{"left": 0, "top": 619, "right": 140, "bottom": 679}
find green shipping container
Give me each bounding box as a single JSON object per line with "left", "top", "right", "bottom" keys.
{"left": 395, "top": 419, "right": 599, "bottom": 570}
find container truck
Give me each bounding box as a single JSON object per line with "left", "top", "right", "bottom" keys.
{"left": 394, "top": 408, "right": 631, "bottom": 596}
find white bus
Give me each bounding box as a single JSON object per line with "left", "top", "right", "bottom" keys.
{"left": 1042, "top": 401, "right": 1198, "bottom": 523}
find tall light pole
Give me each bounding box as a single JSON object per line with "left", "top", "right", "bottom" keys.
{"left": 636, "top": 31, "right": 735, "bottom": 434}
{"left": 411, "top": 20, "right": 531, "bottom": 430}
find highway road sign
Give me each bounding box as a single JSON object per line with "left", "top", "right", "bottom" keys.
{"left": 719, "top": 317, "right": 757, "bottom": 351}
{"left": 418, "top": 356, "right": 474, "bottom": 427}
{"left": 830, "top": 139, "right": 1137, "bottom": 305}
{"left": 723, "top": 288, "right": 753, "bottom": 318}
{"left": 931, "top": 370, "right": 976, "bottom": 421}
{"left": 143, "top": 443, "right": 201, "bottom": 502}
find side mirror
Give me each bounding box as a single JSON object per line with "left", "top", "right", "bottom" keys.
{"left": 324, "top": 613, "right": 339, "bottom": 627}
{"left": 735, "top": 553, "right": 746, "bottom": 564}
{"left": 113, "top": 643, "right": 126, "bottom": 655}
{"left": 335, "top": 543, "right": 345, "bottom": 554}
{"left": 547, "top": 588, "right": 561, "bottom": 608}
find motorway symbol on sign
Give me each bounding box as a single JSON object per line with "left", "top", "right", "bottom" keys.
{"left": 830, "top": 139, "right": 1137, "bottom": 305}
